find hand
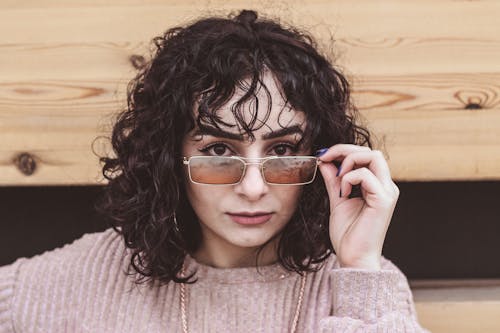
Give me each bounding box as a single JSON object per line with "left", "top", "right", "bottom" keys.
{"left": 316, "top": 144, "right": 400, "bottom": 270}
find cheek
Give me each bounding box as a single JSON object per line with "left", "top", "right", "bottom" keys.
{"left": 184, "top": 182, "right": 222, "bottom": 215}
{"left": 276, "top": 186, "right": 303, "bottom": 211}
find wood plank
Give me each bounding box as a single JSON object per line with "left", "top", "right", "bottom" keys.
{"left": 413, "top": 285, "right": 500, "bottom": 333}
{"left": 1, "top": 1, "right": 498, "bottom": 43}
{"left": 415, "top": 300, "right": 500, "bottom": 333}
{"left": 3, "top": 72, "right": 497, "bottom": 114}
{"left": 2, "top": 37, "right": 499, "bottom": 81}
{"left": 2, "top": 107, "right": 499, "bottom": 184}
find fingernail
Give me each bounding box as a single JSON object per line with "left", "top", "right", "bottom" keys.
{"left": 315, "top": 148, "right": 328, "bottom": 157}
{"left": 336, "top": 165, "right": 342, "bottom": 177}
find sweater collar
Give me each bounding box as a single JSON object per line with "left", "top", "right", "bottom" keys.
{"left": 183, "top": 253, "right": 294, "bottom": 284}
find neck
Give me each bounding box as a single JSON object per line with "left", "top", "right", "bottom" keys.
{"left": 191, "top": 229, "right": 280, "bottom": 268}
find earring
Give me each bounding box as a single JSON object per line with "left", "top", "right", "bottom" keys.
{"left": 173, "top": 212, "right": 181, "bottom": 233}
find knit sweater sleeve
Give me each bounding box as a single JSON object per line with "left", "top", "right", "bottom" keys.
{"left": 0, "top": 257, "right": 25, "bottom": 333}
{"left": 318, "top": 256, "right": 431, "bottom": 332}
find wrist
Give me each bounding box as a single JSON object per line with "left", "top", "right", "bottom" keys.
{"left": 338, "top": 256, "right": 382, "bottom": 270}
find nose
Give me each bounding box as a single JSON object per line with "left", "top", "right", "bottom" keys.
{"left": 233, "top": 162, "right": 269, "bottom": 201}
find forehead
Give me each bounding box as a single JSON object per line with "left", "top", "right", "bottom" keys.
{"left": 192, "top": 71, "right": 306, "bottom": 139}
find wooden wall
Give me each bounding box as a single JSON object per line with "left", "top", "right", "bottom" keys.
{"left": 1, "top": 0, "right": 499, "bottom": 185}
{"left": 1, "top": 1, "right": 499, "bottom": 331}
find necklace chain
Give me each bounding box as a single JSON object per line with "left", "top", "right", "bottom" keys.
{"left": 179, "top": 263, "right": 307, "bottom": 333}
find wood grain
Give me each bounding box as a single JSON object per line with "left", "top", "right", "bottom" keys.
{"left": 413, "top": 285, "right": 500, "bottom": 333}
{"left": 0, "top": 0, "right": 499, "bottom": 184}
{"left": 415, "top": 300, "right": 500, "bottom": 333}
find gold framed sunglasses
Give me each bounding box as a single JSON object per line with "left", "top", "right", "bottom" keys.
{"left": 182, "top": 155, "right": 321, "bottom": 185}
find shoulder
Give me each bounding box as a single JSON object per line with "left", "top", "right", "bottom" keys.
{"left": 11, "top": 227, "right": 126, "bottom": 283}
{"left": 0, "top": 228, "right": 129, "bottom": 332}
{"left": 4, "top": 227, "right": 124, "bottom": 274}
{"left": 0, "top": 226, "right": 126, "bottom": 285}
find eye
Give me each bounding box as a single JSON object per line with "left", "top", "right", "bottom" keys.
{"left": 270, "top": 143, "right": 299, "bottom": 156}
{"left": 198, "top": 142, "right": 233, "bottom": 156}
{"left": 199, "top": 141, "right": 299, "bottom": 156}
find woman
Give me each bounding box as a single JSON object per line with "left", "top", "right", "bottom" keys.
{"left": 0, "top": 9, "right": 430, "bottom": 333}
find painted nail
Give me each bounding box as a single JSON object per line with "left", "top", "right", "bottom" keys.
{"left": 336, "top": 165, "right": 342, "bottom": 177}
{"left": 315, "top": 148, "right": 328, "bottom": 157}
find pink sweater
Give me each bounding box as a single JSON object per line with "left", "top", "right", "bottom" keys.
{"left": 0, "top": 228, "right": 429, "bottom": 332}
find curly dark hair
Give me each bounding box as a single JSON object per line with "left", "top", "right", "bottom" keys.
{"left": 94, "top": 9, "right": 372, "bottom": 287}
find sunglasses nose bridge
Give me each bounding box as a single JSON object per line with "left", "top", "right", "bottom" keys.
{"left": 242, "top": 161, "right": 265, "bottom": 166}
{"left": 241, "top": 159, "right": 267, "bottom": 172}
{"left": 239, "top": 160, "right": 268, "bottom": 183}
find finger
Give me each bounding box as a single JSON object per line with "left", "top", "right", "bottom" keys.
{"left": 317, "top": 144, "right": 371, "bottom": 163}
{"left": 340, "top": 167, "right": 386, "bottom": 202}
{"left": 317, "top": 160, "right": 343, "bottom": 204}
{"left": 337, "top": 150, "right": 394, "bottom": 192}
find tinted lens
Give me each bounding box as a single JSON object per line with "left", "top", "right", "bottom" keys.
{"left": 189, "top": 157, "right": 244, "bottom": 184}
{"left": 263, "top": 157, "right": 317, "bottom": 184}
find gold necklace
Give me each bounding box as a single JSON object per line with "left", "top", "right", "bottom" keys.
{"left": 179, "top": 263, "right": 307, "bottom": 333}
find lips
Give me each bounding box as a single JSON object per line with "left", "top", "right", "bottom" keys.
{"left": 229, "top": 211, "right": 272, "bottom": 217}
{"left": 226, "top": 212, "right": 274, "bottom": 225}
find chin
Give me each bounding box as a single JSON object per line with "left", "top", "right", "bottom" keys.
{"left": 227, "top": 232, "right": 277, "bottom": 249}
{"left": 230, "top": 238, "right": 268, "bottom": 249}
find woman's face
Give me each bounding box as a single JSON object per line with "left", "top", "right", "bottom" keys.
{"left": 181, "top": 72, "right": 311, "bottom": 265}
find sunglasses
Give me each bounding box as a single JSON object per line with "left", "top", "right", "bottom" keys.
{"left": 182, "top": 155, "right": 320, "bottom": 185}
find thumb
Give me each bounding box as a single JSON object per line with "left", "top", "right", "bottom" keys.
{"left": 318, "top": 161, "right": 341, "bottom": 204}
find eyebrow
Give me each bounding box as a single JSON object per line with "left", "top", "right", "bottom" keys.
{"left": 193, "top": 124, "right": 304, "bottom": 141}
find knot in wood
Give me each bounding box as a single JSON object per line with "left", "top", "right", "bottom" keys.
{"left": 465, "top": 103, "right": 482, "bottom": 110}
{"left": 14, "top": 152, "right": 37, "bottom": 176}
